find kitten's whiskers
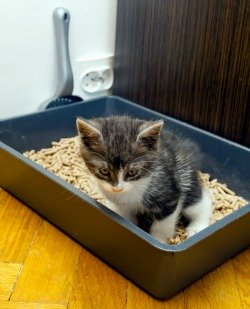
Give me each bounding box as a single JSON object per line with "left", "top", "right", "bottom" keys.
{"left": 130, "top": 155, "right": 151, "bottom": 164}
{"left": 138, "top": 166, "right": 153, "bottom": 174}
{"left": 90, "top": 151, "right": 108, "bottom": 163}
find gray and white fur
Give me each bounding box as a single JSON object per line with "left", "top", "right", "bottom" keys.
{"left": 76, "top": 116, "right": 212, "bottom": 242}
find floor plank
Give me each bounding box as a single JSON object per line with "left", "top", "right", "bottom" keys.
{"left": 10, "top": 221, "right": 81, "bottom": 304}
{"left": 1, "top": 187, "right": 249, "bottom": 308}
{"left": 232, "top": 248, "right": 250, "bottom": 308}
{"left": 0, "top": 263, "right": 22, "bottom": 301}
{"left": 126, "top": 283, "right": 185, "bottom": 309}
{"left": 0, "top": 188, "right": 42, "bottom": 263}
{"left": 183, "top": 259, "right": 242, "bottom": 308}
{"left": 0, "top": 300, "right": 66, "bottom": 309}
{"left": 68, "top": 249, "right": 128, "bottom": 309}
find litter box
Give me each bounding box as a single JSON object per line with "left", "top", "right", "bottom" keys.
{"left": 0, "top": 96, "right": 249, "bottom": 299}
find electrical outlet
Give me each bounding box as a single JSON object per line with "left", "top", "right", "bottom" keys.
{"left": 74, "top": 55, "right": 114, "bottom": 99}
{"left": 81, "top": 66, "right": 114, "bottom": 93}
{"left": 81, "top": 71, "right": 101, "bottom": 93}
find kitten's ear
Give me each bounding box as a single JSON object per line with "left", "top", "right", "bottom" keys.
{"left": 137, "top": 120, "right": 164, "bottom": 148}
{"left": 76, "top": 118, "right": 102, "bottom": 148}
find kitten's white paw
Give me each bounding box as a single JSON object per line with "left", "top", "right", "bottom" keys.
{"left": 151, "top": 231, "right": 170, "bottom": 243}
{"left": 184, "top": 187, "right": 212, "bottom": 238}
{"left": 186, "top": 222, "right": 209, "bottom": 237}
{"left": 150, "top": 205, "right": 181, "bottom": 243}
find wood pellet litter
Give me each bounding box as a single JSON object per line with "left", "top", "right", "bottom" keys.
{"left": 23, "top": 136, "right": 248, "bottom": 244}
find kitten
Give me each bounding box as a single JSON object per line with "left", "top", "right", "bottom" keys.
{"left": 76, "top": 116, "right": 212, "bottom": 243}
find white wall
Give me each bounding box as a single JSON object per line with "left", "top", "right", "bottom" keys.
{"left": 0, "top": 0, "right": 117, "bottom": 119}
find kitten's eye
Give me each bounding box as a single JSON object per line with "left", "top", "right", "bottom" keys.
{"left": 128, "top": 169, "right": 137, "bottom": 176}
{"left": 99, "top": 168, "right": 109, "bottom": 175}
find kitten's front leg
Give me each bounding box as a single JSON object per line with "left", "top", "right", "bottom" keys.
{"left": 184, "top": 188, "right": 212, "bottom": 237}
{"left": 105, "top": 200, "right": 121, "bottom": 215}
{"left": 149, "top": 205, "right": 182, "bottom": 243}
{"left": 105, "top": 200, "right": 138, "bottom": 224}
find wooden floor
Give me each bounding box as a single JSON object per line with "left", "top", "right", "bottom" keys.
{"left": 0, "top": 187, "right": 249, "bottom": 309}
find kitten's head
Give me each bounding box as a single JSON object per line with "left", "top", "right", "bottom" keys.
{"left": 76, "top": 116, "right": 163, "bottom": 197}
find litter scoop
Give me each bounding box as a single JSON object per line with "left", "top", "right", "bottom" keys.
{"left": 38, "top": 7, "right": 82, "bottom": 110}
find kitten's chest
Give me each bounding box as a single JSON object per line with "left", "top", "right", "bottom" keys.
{"left": 115, "top": 194, "right": 144, "bottom": 224}
{"left": 102, "top": 176, "right": 152, "bottom": 218}
{"left": 111, "top": 182, "right": 146, "bottom": 212}
{"left": 115, "top": 191, "right": 144, "bottom": 210}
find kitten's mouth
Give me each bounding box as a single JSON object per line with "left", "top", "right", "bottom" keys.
{"left": 111, "top": 187, "right": 124, "bottom": 193}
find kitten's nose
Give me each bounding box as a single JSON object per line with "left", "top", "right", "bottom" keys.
{"left": 112, "top": 186, "right": 124, "bottom": 192}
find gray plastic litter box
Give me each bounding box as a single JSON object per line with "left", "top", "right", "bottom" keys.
{"left": 0, "top": 96, "right": 249, "bottom": 299}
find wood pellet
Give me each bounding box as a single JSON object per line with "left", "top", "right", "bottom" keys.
{"left": 23, "top": 136, "right": 248, "bottom": 244}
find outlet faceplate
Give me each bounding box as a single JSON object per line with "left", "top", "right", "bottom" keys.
{"left": 74, "top": 55, "right": 114, "bottom": 99}
{"left": 81, "top": 71, "right": 101, "bottom": 93}
{"left": 81, "top": 66, "right": 114, "bottom": 93}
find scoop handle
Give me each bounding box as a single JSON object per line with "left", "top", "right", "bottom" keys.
{"left": 53, "top": 7, "right": 74, "bottom": 96}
